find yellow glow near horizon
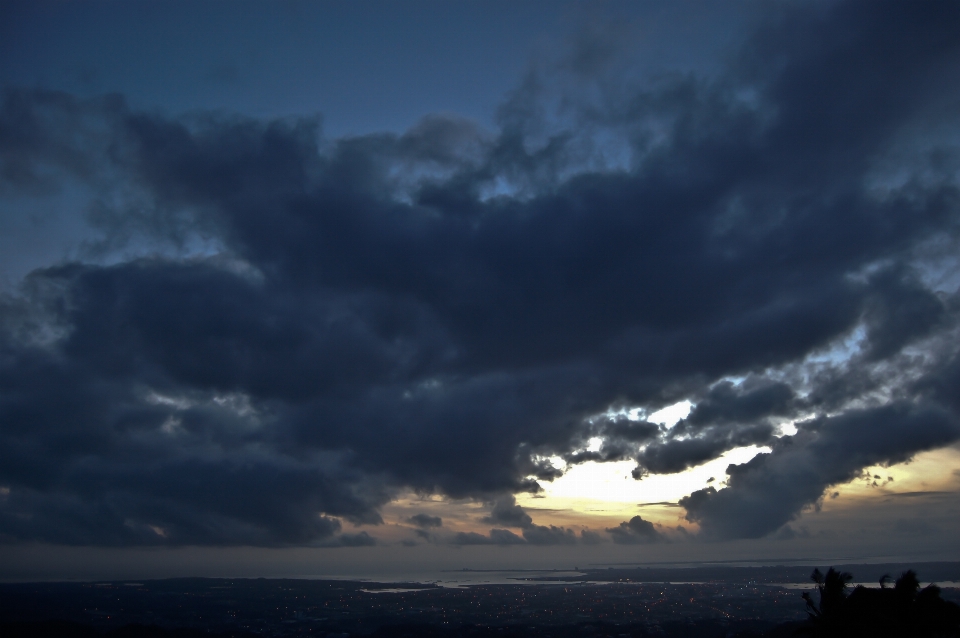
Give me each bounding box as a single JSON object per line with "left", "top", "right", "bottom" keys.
{"left": 378, "top": 445, "right": 960, "bottom": 542}
{"left": 517, "top": 445, "right": 770, "bottom": 523}
{"left": 380, "top": 384, "right": 959, "bottom": 540}
{"left": 819, "top": 445, "right": 960, "bottom": 512}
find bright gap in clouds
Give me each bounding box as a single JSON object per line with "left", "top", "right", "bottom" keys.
{"left": 530, "top": 445, "right": 769, "bottom": 510}
{"left": 606, "top": 399, "right": 693, "bottom": 427}
{"left": 519, "top": 400, "right": 771, "bottom": 525}
{"left": 647, "top": 400, "right": 693, "bottom": 428}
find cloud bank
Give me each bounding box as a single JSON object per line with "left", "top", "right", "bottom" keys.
{"left": 1, "top": 1, "right": 960, "bottom": 546}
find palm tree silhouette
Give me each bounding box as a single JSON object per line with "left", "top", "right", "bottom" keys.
{"left": 802, "top": 567, "right": 853, "bottom": 622}
{"left": 799, "top": 568, "right": 960, "bottom": 637}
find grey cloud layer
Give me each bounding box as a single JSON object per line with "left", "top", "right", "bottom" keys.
{"left": 1, "top": 1, "right": 960, "bottom": 545}
{"left": 680, "top": 402, "right": 960, "bottom": 539}
{"left": 606, "top": 516, "right": 665, "bottom": 545}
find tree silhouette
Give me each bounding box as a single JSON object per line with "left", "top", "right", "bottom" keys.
{"left": 802, "top": 567, "right": 853, "bottom": 622}
{"left": 800, "top": 568, "right": 960, "bottom": 637}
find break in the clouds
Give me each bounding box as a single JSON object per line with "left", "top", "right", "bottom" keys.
{"left": 2, "top": 1, "right": 960, "bottom": 547}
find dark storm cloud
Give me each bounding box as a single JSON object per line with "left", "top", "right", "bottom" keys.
{"left": 407, "top": 514, "right": 443, "bottom": 529}
{"left": 473, "top": 497, "right": 579, "bottom": 545}
{"left": 450, "top": 525, "right": 577, "bottom": 547}
{"left": 564, "top": 417, "right": 660, "bottom": 465}
{"left": 473, "top": 497, "right": 578, "bottom": 545}
{"left": 2, "top": 0, "right": 960, "bottom": 546}
{"left": 579, "top": 529, "right": 603, "bottom": 545}
{"left": 680, "top": 402, "right": 960, "bottom": 539}
{"left": 605, "top": 516, "right": 664, "bottom": 544}
{"left": 629, "top": 381, "right": 794, "bottom": 475}
{"left": 860, "top": 267, "right": 949, "bottom": 361}
{"left": 522, "top": 524, "right": 577, "bottom": 546}
{"left": 481, "top": 496, "right": 533, "bottom": 529}
{"left": 684, "top": 381, "right": 796, "bottom": 428}
{"left": 634, "top": 421, "right": 775, "bottom": 476}
{"left": 452, "top": 529, "right": 525, "bottom": 546}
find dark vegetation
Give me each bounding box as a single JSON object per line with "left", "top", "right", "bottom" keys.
{"left": 800, "top": 568, "right": 960, "bottom": 637}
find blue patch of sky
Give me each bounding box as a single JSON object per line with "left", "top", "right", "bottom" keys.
{"left": 1, "top": 1, "right": 755, "bottom": 137}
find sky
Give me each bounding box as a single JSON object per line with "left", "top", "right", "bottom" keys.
{"left": 1, "top": 0, "right": 959, "bottom": 581}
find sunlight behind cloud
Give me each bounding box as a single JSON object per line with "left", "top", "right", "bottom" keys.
{"left": 519, "top": 445, "right": 770, "bottom": 521}
{"left": 821, "top": 445, "right": 960, "bottom": 511}
{"left": 647, "top": 400, "right": 693, "bottom": 427}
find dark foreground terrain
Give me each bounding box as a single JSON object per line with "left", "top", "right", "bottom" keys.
{"left": 2, "top": 564, "right": 958, "bottom": 637}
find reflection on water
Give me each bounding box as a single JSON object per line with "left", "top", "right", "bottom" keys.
{"left": 306, "top": 570, "right": 586, "bottom": 588}
{"left": 307, "top": 570, "right": 960, "bottom": 590}
{"left": 776, "top": 581, "right": 960, "bottom": 590}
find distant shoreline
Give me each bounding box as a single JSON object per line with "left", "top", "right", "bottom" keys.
{"left": 2, "top": 562, "right": 959, "bottom": 588}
